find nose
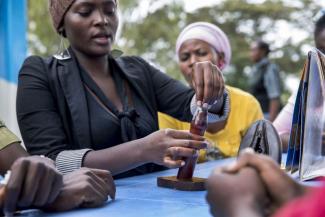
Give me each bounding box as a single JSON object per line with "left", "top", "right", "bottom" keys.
{"left": 93, "top": 10, "right": 108, "bottom": 26}
{"left": 188, "top": 54, "right": 198, "bottom": 69}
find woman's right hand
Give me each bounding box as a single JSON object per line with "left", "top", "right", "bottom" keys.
{"left": 141, "top": 129, "right": 207, "bottom": 168}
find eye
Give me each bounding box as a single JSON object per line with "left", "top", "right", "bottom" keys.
{"left": 179, "top": 53, "right": 190, "bottom": 62}
{"left": 104, "top": 3, "right": 117, "bottom": 16}
{"left": 105, "top": 8, "right": 116, "bottom": 16}
{"left": 77, "top": 7, "right": 92, "bottom": 17}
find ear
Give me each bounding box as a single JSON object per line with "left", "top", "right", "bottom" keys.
{"left": 217, "top": 52, "right": 226, "bottom": 70}
{"left": 58, "top": 27, "right": 67, "bottom": 38}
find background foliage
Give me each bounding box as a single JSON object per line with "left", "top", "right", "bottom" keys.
{"left": 28, "top": 0, "right": 323, "bottom": 93}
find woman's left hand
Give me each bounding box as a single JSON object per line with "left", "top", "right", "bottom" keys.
{"left": 191, "top": 61, "right": 224, "bottom": 104}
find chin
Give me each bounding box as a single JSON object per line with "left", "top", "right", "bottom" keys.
{"left": 89, "top": 48, "right": 111, "bottom": 57}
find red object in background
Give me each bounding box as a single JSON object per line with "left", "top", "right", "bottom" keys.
{"left": 177, "top": 105, "right": 208, "bottom": 180}
{"left": 273, "top": 180, "right": 325, "bottom": 217}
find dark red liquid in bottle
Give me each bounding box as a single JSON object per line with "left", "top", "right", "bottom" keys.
{"left": 177, "top": 105, "right": 208, "bottom": 180}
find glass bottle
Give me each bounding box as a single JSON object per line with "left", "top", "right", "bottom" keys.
{"left": 177, "top": 104, "right": 208, "bottom": 180}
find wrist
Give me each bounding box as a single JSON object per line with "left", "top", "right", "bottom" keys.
{"left": 190, "top": 90, "right": 230, "bottom": 123}
{"left": 39, "top": 156, "right": 56, "bottom": 169}
{"left": 228, "top": 196, "right": 263, "bottom": 217}
{"left": 136, "top": 137, "right": 151, "bottom": 164}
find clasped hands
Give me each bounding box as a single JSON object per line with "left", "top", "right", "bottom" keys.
{"left": 206, "top": 149, "right": 310, "bottom": 217}
{"left": 0, "top": 156, "right": 115, "bottom": 214}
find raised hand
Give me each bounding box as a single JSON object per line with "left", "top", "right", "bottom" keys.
{"left": 191, "top": 61, "right": 224, "bottom": 104}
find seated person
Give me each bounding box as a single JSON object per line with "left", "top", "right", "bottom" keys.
{"left": 159, "top": 22, "right": 263, "bottom": 161}
{"left": 17, "top": 0, "right": 224, "bottom": 178}
{"left": 206, "top": 149, "right": 319, "bottom": 217}
{"left": 0, "top": 120, "right": 115, "bottom": 214}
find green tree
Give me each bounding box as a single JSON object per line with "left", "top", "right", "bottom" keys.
{"left": 28, "top": 0, "right": 323, "bottom": 92}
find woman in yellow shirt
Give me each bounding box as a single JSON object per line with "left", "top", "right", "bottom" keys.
{"left": 159, "top": 22, "right": 263, "bottom": 161}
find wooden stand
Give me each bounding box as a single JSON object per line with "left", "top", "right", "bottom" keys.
{"left": 157, "top": 155, "right": 206, "bottom": 191}
{"left": 157, "top": 176, "right": 206, "bottom": 191}
{"left": 157, "top": 105, "right": 207, "bottom": 191}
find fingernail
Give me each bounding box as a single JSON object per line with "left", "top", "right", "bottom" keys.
{"left": 224, "top": 161, "right": 238, "bottom": 171}
{"left": 202, "top": 103, "right": 209, "bottom": 109}
{"left": 241, "top": 148, "right": 255, "bottom": 154}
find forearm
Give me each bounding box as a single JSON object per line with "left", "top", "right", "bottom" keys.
{"left": 0, "top": 143, "right": 29, "bottom": 175}
{"left": 83, "top": 138, "right": 148, "bottom": 175}
{"left": 269, "top": 98, "right": 281, "bottom": 121}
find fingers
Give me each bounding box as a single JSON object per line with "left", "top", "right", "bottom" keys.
{"left": 216, "top": 69, "right": 224, "bottom": 99}
{"left": 222, "top": 149, "right": 279, "bottom": 174}
{"left": 4, "top": 158, "right": 28, "bottom": 213}
{"left": 46, "top": 171, "right": 63, "bottom": 204}
{"left": 4, "top": 157, "right": 63, "bottom": 211}
{"left": 170, "top": 139, "right": 207, "bottom": 150}
{"left": 86, "top": 168, "right": 116, "bottom": 200}
{"left": 163, "top": 156, "right": 184, "bottom": 168}
{"left": 192, "top": 63, "right": 205, "bottom": 102}
{"left": 167, "top": 147, "right": 199, "bottom": 158}
{"left": 203, "top": 64, "right": 214, "bottom": 104}
{"left": 163, "top": 129, "right": 204, "bottom": 141}
{"left": 222, "top": 149, "right": 302, "bottom": 206}
{"left": 192, "top": 61, "right": 224, "bottom": 104}
{"left": 32, "top": 167, "right": 57, "bottom": 207}
{"left": 18, "top": 161, "right": 46, "bottom": 208}
{"left": 210, "top": 67, "right": 219, "bottom": 104}
{"left": 164, "top": 147, "right": 200, "bottom": 168}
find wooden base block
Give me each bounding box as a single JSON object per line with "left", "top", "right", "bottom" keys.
{"left": 157, "top": 176, "right": 206, "bottom": 191}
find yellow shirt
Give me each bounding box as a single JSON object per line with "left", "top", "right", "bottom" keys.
{"left": 159, "top": 86, "right": 263, "bottom": 162}
{"left": 0, "top": 120, "right": 20, "bottom": 151}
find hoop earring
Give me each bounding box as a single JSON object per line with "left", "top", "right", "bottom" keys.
{"left": 53, "top": 34, "right": 71, "bottom": 60}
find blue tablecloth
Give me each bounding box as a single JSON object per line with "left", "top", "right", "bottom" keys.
{"left": 18, "top": 158, "right": 235, "bottom": 217}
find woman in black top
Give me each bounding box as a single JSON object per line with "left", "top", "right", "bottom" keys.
{"left": 17, "top": 0, "right": 226, "bottom": 177}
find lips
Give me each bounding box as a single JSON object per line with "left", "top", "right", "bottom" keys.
{"left": 92, "top": 32, "right": 112, "bottom": 45}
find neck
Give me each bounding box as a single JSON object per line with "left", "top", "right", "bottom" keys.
{"left": 73, "top": 48, "right": 110, "bottom": 77}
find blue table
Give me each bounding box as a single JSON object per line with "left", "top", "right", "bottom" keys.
{"left": 19, "top": 158, "right": 235, "bottom": 217}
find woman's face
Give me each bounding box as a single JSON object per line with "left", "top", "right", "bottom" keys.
{"left": 178, "top": 39, "right": 222, "bottom": 86}
{"left": 63, "top": 0, "right": 118, "bottom": 57}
